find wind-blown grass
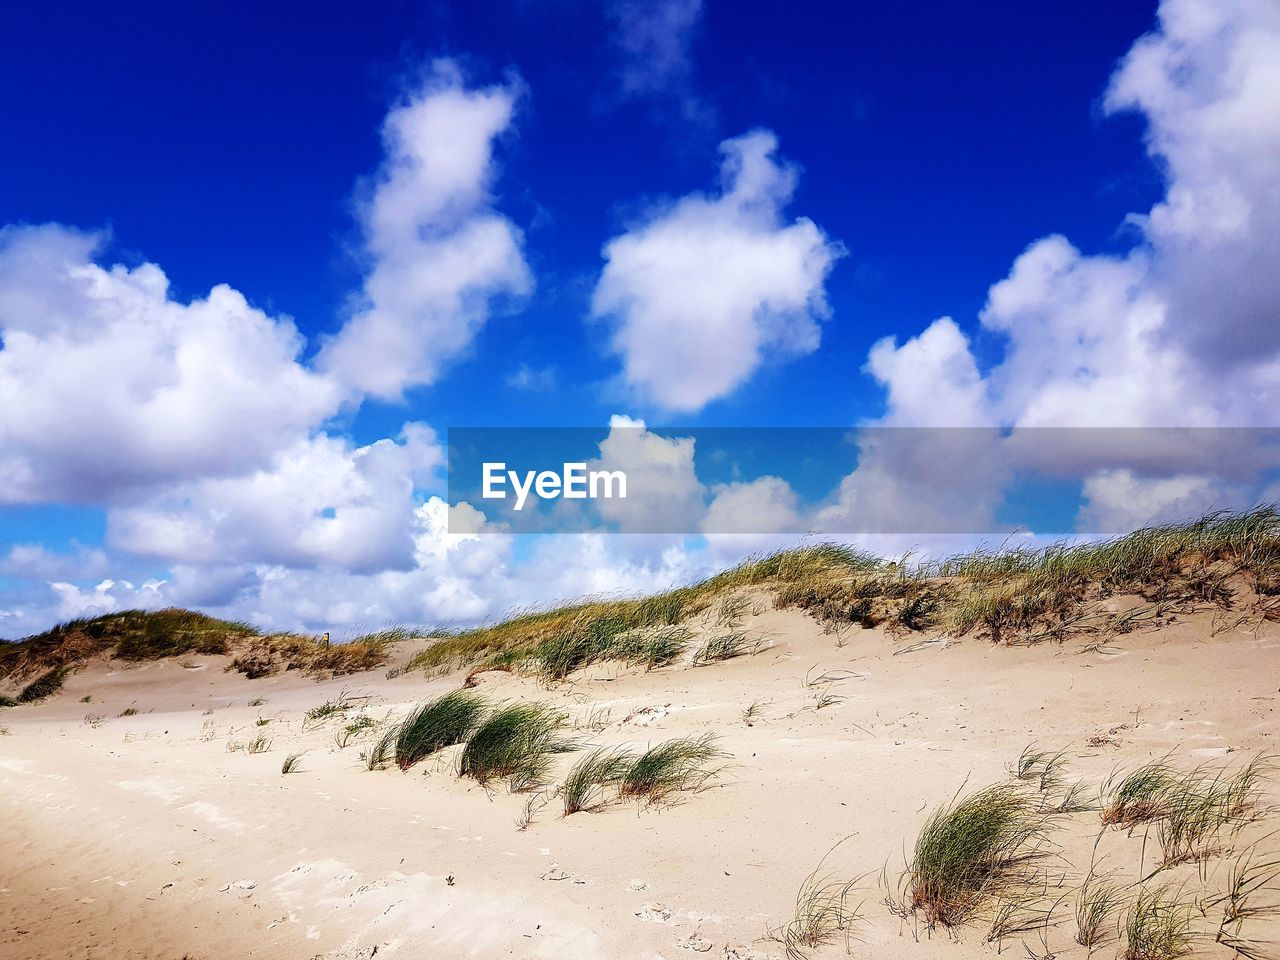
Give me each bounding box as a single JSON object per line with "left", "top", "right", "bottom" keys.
{"left": 1101, "top": 755, "right": 1268, "bottom": 865}
{"left": 458, "top": 703, "right": 576, "bottom": 791}
{"left": 16, "top": 666, "right": 70, "bottom": 704}
{"left": 560, "top": 745, "right": 634, "bottom": 815}
{"left": 1122, "top": 886, "right": 1194, "bottom": 960}
{"left": 1075, "top": 873, "right": 1126, "bottom": 951}
{"left": 906, "top": 782, "right": 1053, "bottom": 927}
{"left": 691, "top": 631, "right": 765, "bottom": 666}
{"left": 619, "top": 733, "right": 726, "bottom": 803}
{"left": 772, "top": 864, "right": 862, "bottom": 960}
{"left": 394, "top": 690, "right": 487, "bottom": 771}
{"left": 281, "top": 752, "right": 304, "bottom": 774}
{"left": 1210, "top": 847, "right": 1280, "bottom": 959}
{"left": 364, "top": 725, "right": 398, "bottom": 771}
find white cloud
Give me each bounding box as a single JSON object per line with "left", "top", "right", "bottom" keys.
{"left": 592, "top": 130, "right": 842, "bottom": 412}
{"left": 607, "top": 0, "right": 708, "bottom": 121}
{"left": 0, "top": 224, "right": 342, "bottom": 504}
{"left": 107, "top": 424, "right": 443, "bottom": 574}
{"left": 863, "top": 0, "right": 1280, "bottom": 526}
{"left": 870, "top": 0, "right": 1280, "bottom": 432}
{"left": 318, "top": 63, "right": 532, "bottom": 400}
{"left": 587, "top": 414, "right": 705, "bottom": 532}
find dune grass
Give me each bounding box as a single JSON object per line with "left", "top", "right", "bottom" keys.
{"left": 1101, "top": 756, "right": 1268, "bottom": 865}
{"left": 1210, "top": 848, "right": 1280, "bottom": 959}
{"left": 772, "top": 865, "right": 862, "bottom": 960}
{"left": 281, "top": 752, "right": 304, "bottom": 774}
{"left": 619, "top": 733, "right": 725, "bottom": 803}
{"left": 906, "top": 782, "right": 1053, "bottom": 927}
{"left": 691, "top": 630, "right": 766, "bottom": 666}
{"left": 457, "top": 703, "right": 576, "bottom": 791}
{"left": 560, "top": 745, "right": 635, "bottom": 815}
{"left": 1122, "top": 886, "right": 1194, "bottom": 960}
{"left": 1074, "top": 873, "right": 1126, "bottom": 951}
{"left": 16, "top": 666, "right": 70, "bottom": 704}
{"left": 363, "top": 725, "right": 398, "bottom": 771}
{"left": 395, "top": 690, "right": 487, "bottom": 771}
{"left": 0, "top": 695, "right": 16, "bottom": 708}
{"left": 247, "top": 733, "right": 271, "bottom": 754}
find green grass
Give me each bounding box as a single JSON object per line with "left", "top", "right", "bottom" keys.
{"left": 619, "top": 733, "right": 725, "bottom": 803}
{"left": 906, "top": 782, "right": 1052, "bottom": 927}
{"left": 457, "top": 703, "right": 576, "bottom": 791}
{"left": 363, "top": 725, "right": 398, "bottom": 771}
{"left": 395, "top": 690, "right": 487, "bottom": 771}
{"left": 1074, "top": 873, "right": 1126, "bottom": 951}
{"left": 1210, "top": 847, "right": 1280, "bottom": 959}
{"left": 1122, "top": 886, "right": 1194, "bottom": 960}
{"left": 303, "top": 690, "right": 363, "bottom": 727}
{"left": 281, "top": 752, "right": 304, "bottom": 774}
{"left": 772, "top": 864, "right": 862, "bottom": 960}
{"left": 691, "top": 631, "right": 764, "bottom": 666}
{"left": 1101, "top": 756, "right": 1268, "bottom": 865}
{"left": 16, "top": 666, "right": 70, "bottom": 703}
{"left": 560, "top": 745, "right": 634, "bottom": 815}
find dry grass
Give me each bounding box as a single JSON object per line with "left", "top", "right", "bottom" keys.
{"left": 16, "top": 666, "right": 70, "bottom": 704}
{"left": 281, "top": 752, "right": 304, "bottom": 774}
{"left": 771, "top": 859, "right": 863, "bottom": 960}
{"left": 1074, "top": 872, "right": 1127, "bottom": 951}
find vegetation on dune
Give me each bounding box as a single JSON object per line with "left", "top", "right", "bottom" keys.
{"left": 394, "top": 690, "right": 487, "bottom": 771}
{"left": 457, "top": 703, "right": 576, "bottom": 791}
{"left": 0, "top": 608, "right": 402, "bottom": 685}
{"left": 619, "top": 733, "right": 726, "bottom": 803}
{"left": 1122, "top": 886, "right": 1195, "bottom": 960}
{"left": 16, "top": 666, "right": 71, "bottom": 703}
{"left": 1100, "top": 755, "right": 1268, "bottom": 866}
{"left": 905, "top": 782, "right": 1055, "bottom": 927}
{"left": 560, "top": 745, "right": 635, "bottom": 815}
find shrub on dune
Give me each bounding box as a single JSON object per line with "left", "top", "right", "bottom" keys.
{"left": 395, "top": 690, "right": 487, "bottom": 771}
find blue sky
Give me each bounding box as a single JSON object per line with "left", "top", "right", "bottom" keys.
{"left": 1, "top": 0, "right": 1277, "bottom": 635}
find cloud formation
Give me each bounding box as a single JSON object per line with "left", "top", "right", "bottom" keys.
{"left": 0, "top": 224, "right": 342, "bottom": 504}
{"left": 606, "top": 0, "right": 707, "bottom": 120}
{"left": 318, "top": 63, "right": 532, "bottom": 400}
{"left": 593, "top": 130, "right": 842, "bottom": 413}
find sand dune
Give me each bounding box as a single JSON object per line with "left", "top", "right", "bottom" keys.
{"left": 2, "top": 599, "right": 1278, "bottom": 959}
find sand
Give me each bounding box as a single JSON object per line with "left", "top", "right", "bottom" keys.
{"left": 2, "top": 600, "right": 1278, "bottom": 959}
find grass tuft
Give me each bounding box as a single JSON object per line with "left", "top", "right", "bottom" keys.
{"left": 906, "top": 782, "right": 1052, "bottom": 927}
{"left": 281, "top": 752, "right": 304, "bottom": 774}
{"left": 16, "top": 666, "right": 70, "bottom": 704}
{"left": 1121, "top": 886, "right": 1194, "bottom": 960}
{"left": 620, "top": 733, "right": 726, "bottom": 803}
{"left": 1074, "top": 872, "right": 1126, "bottom": 951}
{"left": 560, "top": 745, "right": 634, "bottom": 815}
{"left": 457, "top": 703, "right": 576, "bottom": 791}
{"left": 394, "top": 690, "right": 487, "bottom": 771}
{"left": 772, "top": 864, "right": 862, "bottom": 960}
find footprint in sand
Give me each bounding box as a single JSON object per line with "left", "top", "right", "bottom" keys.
{"left": 677, "top": 931, "right": 713, "bottom": 952}
{"left": 635, "top": 902, "right": 674, "bottom": 924}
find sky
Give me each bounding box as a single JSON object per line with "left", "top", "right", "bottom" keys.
{"left": 1, "top": 0, "right": 1278, "bottom": 636}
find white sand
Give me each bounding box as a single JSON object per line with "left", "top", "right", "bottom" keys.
{"left": 2, "top": 601, "right": 1277, "bottom": 959}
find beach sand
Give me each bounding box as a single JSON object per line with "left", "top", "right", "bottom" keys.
{"left": 3, "top": 600, "right": 1278, "bottom": 959}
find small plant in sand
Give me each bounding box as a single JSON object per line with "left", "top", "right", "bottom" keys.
{"left": 0, "top": 695, "right": 17, "bottom": 708}
{"left": 1009, "top": 744, "right": 1068, "bottom": 794}
{"left": 560, "top": 745, "right": 634, "bottom": 815}
{"left": 79, "top": 695, "right": 92, "bottom": 703}
{"left": 84, "top": 712, "right": 106, "bottom": 728}
{"left": 905, "top": 782, "right": 1053, "bottom": 927}
{"left": 363, "top": 724, "right": 398, "bottom": 771}
{"left": 620, "top": 733, "right": 726, "bottom": 803}
{"left": 395, "top": 690, "right": 487, "bottom": 771}
{"left": 1121, "top": 886, "right": 1194, "bottom": 960}
{"left": 247, "top": 697, "right": 267, "bottom": 707}
{"left": 281, "top": 752, "right": 305, "bottom": 774}
{"left": 247, "top": 733, "right": 272, "bottom": 754}
{"left": 1208, "top": 847, "right": 1280, "bottom": 958}
{"left": 1074, "top": 872, "right": 1126, "bottom": 952}
{"left": 516, "top": 791, "right": 550, "bottom": 831}
{"left": 691, "top": 630, "right": 765, "bottom": 666}
{"left": 770, "top": 845, "right": 862, "bottom": 960}
{"left": 303, "top": 689, "right": 365, "bottom": 727}
{"left": 1102, "top": 756, "right": 1268, "bottom": 865}
{"left": 457, "top": 703, "right": 576, "bottom": 791}
{"left": 118, "top": 706, "right": 139, "bottom": 717}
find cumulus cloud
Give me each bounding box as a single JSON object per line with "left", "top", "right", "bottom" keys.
{"left": 587, "top": 415, "right": 705, "bottom": 532}
{"left": 592, "top": 130, "right": 842, "bottom": 412}
{"left": 0, "top": 224, "right": 342, "bottom": 504}
{"left": 318, "top": 63, "right": 532, "bottom": 400}
{"left": 864, "top": 0, "right": 1280, "bottom": 527}
{"left": 107, "top": 424, "right": 443, "bottom": 574}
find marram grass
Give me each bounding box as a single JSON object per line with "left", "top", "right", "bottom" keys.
{"left": 394, "top": 690, "right": 487, "bottom": 771}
